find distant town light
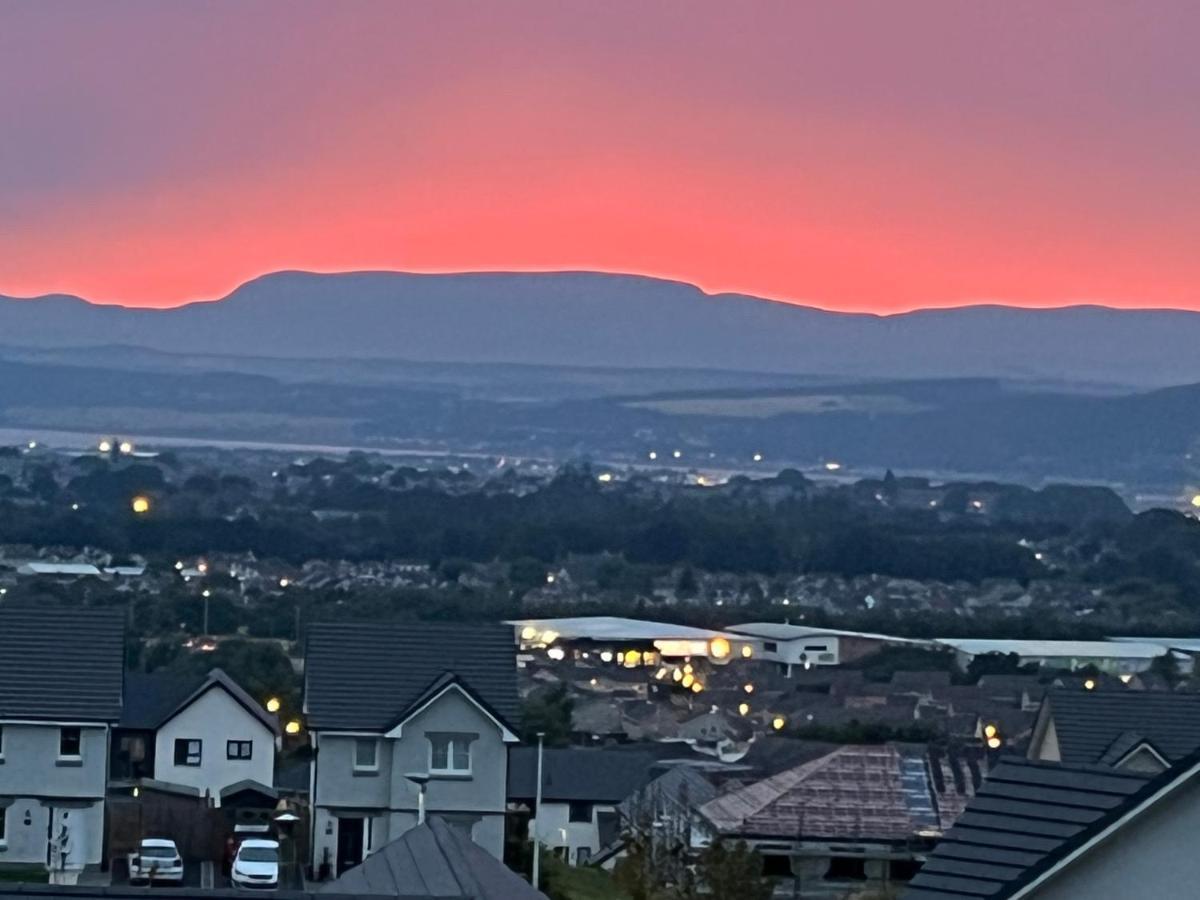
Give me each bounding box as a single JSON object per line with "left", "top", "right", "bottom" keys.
{"left": 520, "top": 626, "right": 538, "bottom": 641}
{"left": 284, "top": 720, "right": 302, "bottom": 735}
{"left": 971, "top": 499, "right": 985, "bottom": 510}
{"left": 70, "top": 503, "right": 79, "bottom": 511}
{"left": 546, "top": 573, "right": 556, "bottom": 584}
{"left": 690, "top": 681, "right": 703, "bottom": 694}
{"left": 197, "top": 562, "right": 209, "bottom": 574}
{"left": 279, "top": 577, "right": 290, "bottom": 588}
{"left": 672, "top": 450, "right": 682, "bottom": 459}
{"left": 824, "top": 461, "right": 841, "bottom": 471}
{"left": 590, "top": 678, "right": 598, "bottom": 686}
{"left": 709, "top": 637, "right": 731, "bottom": 660}
{"left": 98, "top": 440, "right": 113, "bottom": 453}
{"left": 600, "top": 650, "right": 614, "bottom": 663}
{"left": 683, "top": 663, "right": 694, "bottom": 675}
{"left": 986, "top": 736, "right": 1002, "bottom": 750}
{"left": 174, "top": 561, "right": 184, "bottom": 571}
{"left": 119, "top": 440, "right": 134, "bottom": 455}
{"left": 131, "top": 496, "right": 151, "bottom": 515}
{"left": 654, "top": 667, "right": 668, "bottom": 680}
{"left": 671, "top": 668, "right": 683, "bottom": 682}
{"left": 202, "top": 589, "right": 211, "bottom": 598}
{"left": 753, "top": 453, "right": 763, "bottom": 462}
{"left": 547, "top": 646, "right": 566, "bottom": 661}
{"left": 27, "top": 441, "right": 37, "bottom": 450}
{"left": 681, "top": 673, "right": 695, "bottom": 689}
{"left": 266, "top": 697, "right": 282, "bottom": 713}
{"left": 771, "top": 716, "right": 786, "bottom": 731}
{"left": 1191, "top": 494, "right": 1200, "bottom": 509}
{"left": 1084, "top": 678, "right": 1096, "bottom": 690}
{"left": 1119, "top": 673, "right": 1133, "bottom": 684}
{"left": 983, "top": 724, "right": 998, "bottom": 739}
{"left": 648, "top": 451, "right": 658, "bottom": 460}
{"left": 741, "top": 645, "right": 753, "bottom": 659}
{"left": 597, "top": 472, "right": 614, "bottom": 483}
{"left": 624, "top": 650, "right": 642, "bottom": 668}
{"left": 540, "top": 630, "right": 559, "bottom": 644}
{"left": 744, "top": 683, "right": 754, "bottom": 694}
{"left": 738, "top": 703, "right": 750, "bottom": 716}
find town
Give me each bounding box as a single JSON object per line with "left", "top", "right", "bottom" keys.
{"left": 3, "top": 439, "right": 1200, "bottom": 898}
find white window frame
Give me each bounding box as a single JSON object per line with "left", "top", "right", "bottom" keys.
{"left": 58, "top": 726, "right": 83, "bottom": 761}
{"left": 353, "top": 738, "right": 379, "bottom": 772}
{"left": 428, "top": 734, "right": 472, "bottom": 776}
{"left": 0, "top": 724, "right": 5, "bottom": 762}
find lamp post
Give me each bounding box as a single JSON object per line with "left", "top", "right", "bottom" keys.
{"left": 404, "top": 773, "right": 430, "bottom": 826}
{"left": 531, "top": 732, "right": 545, "bottom": 889}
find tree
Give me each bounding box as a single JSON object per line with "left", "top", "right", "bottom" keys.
{"left": 519, "top": 683, "right": 574, "bottom": 746}
{"left": 675, "top": 566, "right": 698, "bottom": 599}
{"left": 693, "top": 840, "right": 774, "bottom": 900}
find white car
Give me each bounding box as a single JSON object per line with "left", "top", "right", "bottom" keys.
{"left": 128, "top": 838, "right": 184, "bottom": 883}
{"left": 231, "top": 838, "right": 280, "bottom": 890}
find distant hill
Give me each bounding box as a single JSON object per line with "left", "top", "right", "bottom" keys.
{"left": 4, "top": 270, "right": 1200, "bottom": 386}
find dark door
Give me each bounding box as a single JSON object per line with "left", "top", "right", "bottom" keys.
{"left": 336, "top": 817, "right": 364, "bottom": 876}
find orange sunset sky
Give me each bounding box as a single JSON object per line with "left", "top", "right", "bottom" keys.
{"left": 1, "top": 1, "right": 1197, "bottom": 311}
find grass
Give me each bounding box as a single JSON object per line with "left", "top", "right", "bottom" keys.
{"left": 542, "top": 855, "right": 630, "bottom": 900}
{"left": 0, "top": 865, "right": 50, "bottom": 883}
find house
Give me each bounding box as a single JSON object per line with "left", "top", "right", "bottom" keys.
{"left": 904, "top": 752, "right": 1200, "bottom": 899}
{"left": 111, "top": 668, "right": 280, "bottom": 804}
{"left": 321, "top": 817, "right": 545, "bottom": 899}
{"left": 304, "top": 621, "right": 520, "bottom": 877}
{"left": 0, "top": 607, "right": 125, "bottom": 874}
{"left": 507, "top": 748, "right": 655, "bottom": 866}
{"left": 694, "top": 743, "right": 981, "bottom": 890}
{"left": 726, "top": 622, "right": 935, "bottom": 673}
{"left": 1028, "top": 688, "right": 1200, "bottom": 772}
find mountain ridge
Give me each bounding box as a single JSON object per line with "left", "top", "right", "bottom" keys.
{"left": 3, "top": 270, "right": 1199, "bottom": 387}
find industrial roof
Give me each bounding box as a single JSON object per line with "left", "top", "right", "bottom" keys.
{"left": 304, "top": 621, "right": 518, "bottom": 731}
{"left": 904, "top": 758, "right": 1167, "bottom": 899}
{"left": 728, "top": 622, "right": 932, "bottom": 645}
{"left": 1039, "top": 688, "right": 1200, "bottom": 765}
{"left": 322, "top": 817, "right": 546, "bottom": 899}
{"left": 0, "top": 606, "right": 125, "bottom": 722}
{"left": 507, "top": 747, "right": 657, "bottom": 803}
{"left": 509, "top": 615, "right": 735, "bottom": 642}
{"left": 936, "top": 639, "right": 1167, "bottom": 659}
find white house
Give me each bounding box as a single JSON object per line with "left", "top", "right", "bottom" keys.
{"left": 111, "top": 669, "right": 279, "bottom": 805}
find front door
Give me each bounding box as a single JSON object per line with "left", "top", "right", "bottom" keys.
{"left": 336, "top": 817, "right": 364, "bottom": 876}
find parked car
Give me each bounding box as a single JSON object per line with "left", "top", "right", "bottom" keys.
{"left": 231, "top": 838, "right": 280, "bottom": 890}
{"left": 128, "top": 838, "right": 184, "bottom": 883}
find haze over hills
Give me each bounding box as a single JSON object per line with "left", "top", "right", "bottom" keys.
{"left": 4, "top": 270, "right": 1200, "bottom": 387}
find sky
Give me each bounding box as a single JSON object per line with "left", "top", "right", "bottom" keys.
{"left": 1, "top": 1, "right": 1198, "bottom": 312}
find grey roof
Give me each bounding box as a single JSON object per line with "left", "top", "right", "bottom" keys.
{"left": 323, "top": 817, "right": 546, "bottom": 899}
{"left": 508, "top": 748, "right": 657, "bottom": 803}
{"left": 904, "top": 758, "right": 1165, "bottom": 898}
{"left": 121, "top": 668, "right": 280, "bottom": 735}
{"left": 1043, "top": 688, "right": 1200, "bottom": 764}
{"left": 305, "top": 621, "right": 518, "bottom": 731}
{"left": 0, "top": 606, "right": 125, "bottom": 722}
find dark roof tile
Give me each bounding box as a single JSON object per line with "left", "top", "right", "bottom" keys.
{"left": 304, "top": 621, "right": 518, "bottom": 731}
{"left": 0, "top": 606, "right": 125, "bottom": 722}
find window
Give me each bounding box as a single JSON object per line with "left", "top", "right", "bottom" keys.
{"left": 804, "top": 644, "right": 828, "bottom": 652}
{"left": 575, "top": 847, "right": 591, "bottom": 865}
{"left": 353, "top": 738, "right": 378, "bottom": 771}
{"left": 227, "top": 740, "right": 253, "bottom": 760}
{"left": 429, "top": 734, "right": 471, "bottom": 774}
{"left": 764, "top": 641, "right": 778, "bottom": 652}
{"left": 174, "top": 738, "right": 202, "bottom": 767}
{"left": 59, "top": 727, "right": 81, "bottom": 758}
{"left": 824, "top": 857, "right": 867, "bottom": 881}
{"left": 568, "top": 802, "right": 593, "bottom": 823}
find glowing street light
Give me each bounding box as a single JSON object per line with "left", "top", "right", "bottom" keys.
{"left": 738, "top": 703, "right": 750, "bottom": 716}
{"left": 752, "top": 453, "right": 763, "bottom": 462}
{"left": 520, "top": 626, "right": 538, "bottom": 641}
{"left": 1084, "top": 678, "right": 1096, "bottom": 690}
{"left": 741, "top": 645, "right": 753, "bottom": 659}
{"left": 672, "top": 450, "right": 682, "bottom": 459}
{"left": 279, "top": 578, "right": 290, "bottom": 588}
{"left": 284, "top": 720, "right": 302, "bottom": 735}
{"left": 681, "top": 672, "right": 695, "bottom": 689}
{"left": 772, "top": 716, "right": 786, "bottom": 731}
{"left": 823, "top": 461, "right": 841, "bottom": 471}
{"left": 1191, "top": 494, "right": 1200, "bottom": 509}
{"left": 98, "top": 440, "right": 113, "bottom": 454}
{"left": 119, "top": 440, "right": 134, "bottom": 455}
{"left": 131, "top": 495, "right": 151, "bottom": 515}
{"left": 266, "top": 697, "right": 282, "bottom": 713}
{"left": 648, "top": 451, "right": 658, "bottom": 461}
{"left": 709, "top": 637, "right": 731, "bottom": 659}
{"left": 690, "top": 681, "right": 703, "bottom": 693}
{"left": 744, "top": 683, "right": 755, "bottom": 694}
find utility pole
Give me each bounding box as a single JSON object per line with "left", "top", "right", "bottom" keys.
{"left": 531, "top": 732, "right": 545, "bottom": 890}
